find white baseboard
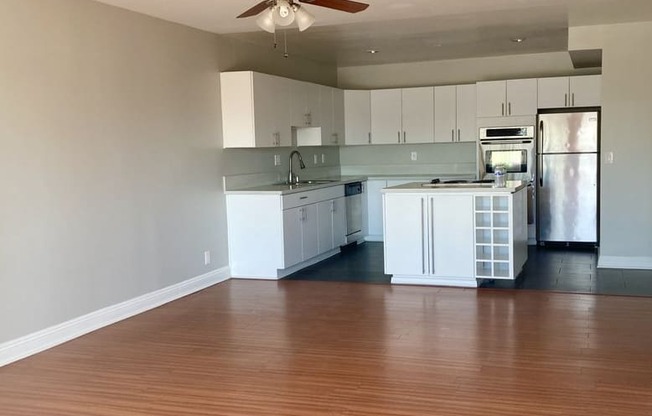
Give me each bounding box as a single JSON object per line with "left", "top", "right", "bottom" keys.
{"left": 597, "top": 256, "right": 652, "bottom": 270}
{"left": 364, "top": 235, "right": 384, "bottom": 242}
{"left": 0, "top": 267, "right": 230, "bottom": 368}
{"left": 391, "top": 275, "right": 479, "bottom": 288}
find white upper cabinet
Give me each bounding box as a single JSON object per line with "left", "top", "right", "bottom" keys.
{"left": 434, "top": 86, "right": 456, "bottom": 143}
{"left": 291, "top": 80, "right": 321, "bottom": 127}
{"left": 370, "top": 87, "right": 434, "bottom": 144}
{"left": 434, "top": 84, "right": 477, "bottom": 143}
{"left": 370, "top": 89, "right": 403, "bottom": 144}
{"left": 221, "top": 71, "right": 291, "bottom": 148}
{"left": 538, "top": 75, "right": 601, "bottom": 109}
{"left": 476, "top": 79, "right": 537, "bottom": 117}
{"left": 297, "top": 85, "right": 345, "bottom": 147}
{"left": 344, "top": 90, "right": 371, "bottom": 145}
{"left": 401, "top": 87, "right": 435, "bottom": 144}
{"left": 332, "top": 88, "right": 345, "bottom": 145}
{"left": 456, "top": 84, "right": 477, "bottom": 142}
{"left": 319, "top": 85, "right": 335, "bottom": 144}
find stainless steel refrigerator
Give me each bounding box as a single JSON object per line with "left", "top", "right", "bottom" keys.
{"left": 537, "top": 110, "right": 599, "bottom": 244}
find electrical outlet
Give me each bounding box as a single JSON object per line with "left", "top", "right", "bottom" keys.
{"left": 314, "top": 154, "right": 318, "bottom": 165}
{"left": 411, "top": 151, "right": 418, "bottom": 161}
{"left": 204, "top": 251, "right": 211, "bottom": 265}
{"left": 606, "top": 151, "right": 614, "bottom": 164}
{"left": 274, "top": 155, "right": 281, "bottom": 166}
{"left": 321, "top": 154, "right": 326, "bottom": 164}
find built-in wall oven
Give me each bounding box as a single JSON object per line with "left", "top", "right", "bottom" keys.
{"left": 479, "top": 126, "right": 536, "bottom": 230}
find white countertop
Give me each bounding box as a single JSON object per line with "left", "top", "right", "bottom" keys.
{"left": 382, "top": 180, "right": 527, "bottom": 194}
{"left": 224, "top": 176, "right": 367, "bottom": 195}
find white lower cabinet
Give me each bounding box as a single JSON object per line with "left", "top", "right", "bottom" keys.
{"left": 226, "top": 186, "right": 345, "bottom": 279}
{"left": 283, "top": 204, "right": 319, "bottom": 268}
{"left": 317, "top": 197, "right": 346, "bottom": 255}
{"left": 384, "top": 193, "right": 474, "bottom": 278}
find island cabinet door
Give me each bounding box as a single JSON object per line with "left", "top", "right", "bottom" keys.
{"left": 383, "top": 194, "right": 427, "bottom": 276}
{"left": 428, "top": 195, "right": 475, "bottom": 278}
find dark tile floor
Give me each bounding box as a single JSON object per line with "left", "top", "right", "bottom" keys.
{"left": 286, "top": 242, "right": 652, "bottom": 296}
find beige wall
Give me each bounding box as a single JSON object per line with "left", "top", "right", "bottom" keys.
{"left": 0, "top": 0, "right": 336, "bottom": 344}
{"left": 570, "top": 23, "right": 652, "bottom": 263}
{"left": 337, "top": 51, "right": 598, "bottom": 89}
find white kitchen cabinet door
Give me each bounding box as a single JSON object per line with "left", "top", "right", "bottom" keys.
{"left": 538, "top": 75, "right": 601, "bottom": 109}
{"left": 506, "top": 78, "right": 537, "bottom": 116}
{"left": 570, "top": 75, "right": 601, "bottom": 107}
{"left": 317, "top": 200, "right": 334, "bottom": 254}
{"left": 371, "top": 89, "right": 402, "bottom": 144}
{"left": 477, "top": 79, "right": 537, "bottom": 117}
{"left": 332, "top": 197, "right": 347, "bottom": 247}
{"left": 344, "top": 90, "right": 371, "bottom": 145}
{"left": 221, "top": 72, "right": 291, "bottom": 148}
{"left": 384, "top": 194, "right": 426, "bottom": 276}
{"left": 402, "top": 87, "right": 434, "bottom": 143}
{"left": 283, "top": 207, "right": 303, "bottom": 268}
{"left": 332, "top": 88, "right": 345, "bottom": 145}
{"left": 456, "top": 84, "right": 477, "bottom": 142}
{"left": 302, "top": 204, "right": 319, "bottom": 260}
{"left": 429, "top": 195, "right": 474, "bottom": 278}
{"left": 537, "top": 77, "right": 570, "bottom": 109}
{"left": 291, "top": 80, "right": 321, "bottom": 127}
{"left": 319, "top": 85, "right": 334, "bottom": 145}
{"left": 366, "top": 179, "right": 387, "bottom": 240}
{"left": 434, "top": 85, "right": 457, "bottom": 143}
{"left": 316, "top": 198, "right": 345, "bottom": 254}
{"left": 476, "top": 80, "right": 507, "bottom": 118}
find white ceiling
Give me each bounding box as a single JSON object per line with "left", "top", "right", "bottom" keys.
{"left": 93, "top": 0, "right": 652, "bottom": 66}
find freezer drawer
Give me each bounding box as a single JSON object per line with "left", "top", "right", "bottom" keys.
{"left": 537, "top": 153, "right": 598, "bottom": 243}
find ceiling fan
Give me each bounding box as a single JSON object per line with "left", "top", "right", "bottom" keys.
{"left": 237, "top": 0, "right": 369, "bottom": 33}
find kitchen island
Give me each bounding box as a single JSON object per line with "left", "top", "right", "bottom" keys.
{"left": 382, "top": 181, "right": 528, "bottom": 287}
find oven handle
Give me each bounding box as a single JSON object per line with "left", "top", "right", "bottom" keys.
{"left": 480, "top": 139, "right": 533, "bottom": 146}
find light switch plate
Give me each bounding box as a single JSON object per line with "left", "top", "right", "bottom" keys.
{"left": 606, "top": 151, "right": 614, "bottom": 164}
{"left": 321, "top": 154, "right": 326, "bottom": 164}
{"left": 313, "top": 154, "right": 318, "bottom": 165}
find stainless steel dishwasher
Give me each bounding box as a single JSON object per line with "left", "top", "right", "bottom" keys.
{"left": 344, "top": 181, "right": 363, "bottom": 245}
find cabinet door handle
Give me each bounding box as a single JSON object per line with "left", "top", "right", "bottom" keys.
{"left": 457, "top": 129, "right": 461, "bottom": 142}
{"left": 565, "top": 93, "right": 568, "bottom": 107}
{"left": 572, "top": 93, "right": 575, "bottom": 107}
{"left": 508, "top": 102, "right": 512, "bottom": 115}
{"left": 430, "top": 197, "right": 435, "bottom": 274}
{"left": 397, "top": 131, "right": 401, "bottom": 143}
{"left": 421, "top": 198, "right": 426, "bottom": 274}
{"left": 368, "top": 132, "right": 371, "bottom": 144}
{"left": 403, "top": 131, "right": 406, "bottom": 143}
{"left": 451, "top": 129, "right": 455, "bottom": 142}
{"left": 501, "top": 103, "right": 505, "bottom": 116}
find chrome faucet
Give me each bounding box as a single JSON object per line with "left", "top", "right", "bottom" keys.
{"left": 288, "top": 150, "right": 306, "bottom": 185}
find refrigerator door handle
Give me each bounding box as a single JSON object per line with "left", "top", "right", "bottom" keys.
{"left": 538, "top": 119, "right": 544, "bottom": 154}
{"left": 539, "top": 156, "right": 543, "bottom": 187}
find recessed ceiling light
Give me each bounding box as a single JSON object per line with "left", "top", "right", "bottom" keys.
{"left": 366, "top": 49, "right": 379, "bottom": 54}
{"left": 511, "top": 37, "right": 526, "bottom": 43}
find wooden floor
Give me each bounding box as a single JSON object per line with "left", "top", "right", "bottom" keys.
{"left": 2, "top": 280, "right": 652, "bottom": 415}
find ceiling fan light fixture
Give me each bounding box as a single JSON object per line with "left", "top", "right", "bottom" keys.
{"left": 294, "top": 5, "right": 315, "bottom": 32}
{"left": 256, "top": 8, "right": 276, "bottom": 33}
{"left": 273, "top": 0, "right": 295, "bottom": 26}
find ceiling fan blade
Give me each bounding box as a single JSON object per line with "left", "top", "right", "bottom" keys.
{"left": 237, "top": 0, "right": 271, "bottom": 18}
{"left": 299, "top": 0, "right": 369, "bottom": 13}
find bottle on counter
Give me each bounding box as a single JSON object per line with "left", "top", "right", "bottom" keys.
{"left": 493, "top": 165, "right": 506, "bottom": 188}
